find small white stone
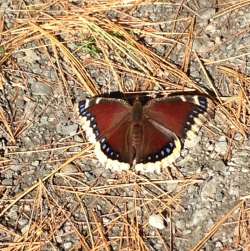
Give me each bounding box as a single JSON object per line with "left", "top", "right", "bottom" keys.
{"left": 215, "top": 36, "right": 222, "bottom": 45}
{"left": 149, "top": 214, "right": 165, "bottom": 230}
{"left": 215, "top": 136, "right": 228, "bottom": 155}
{"left": 63, "top": 242, "right": 72, "bottom": 250}
{"left": 23, "top": 204, "right": 31, "bottom": 212}
{"left": 135, "top": 162, "right": 161, "bottom": 173}
{"left": 205, "top": 24, "right": 216, "bottom": 33}
{"left": 184, "top": 134, "right": 201, "bottom": 148}
{"left": 234, "top": 132, "right": 243, "bottom": 141}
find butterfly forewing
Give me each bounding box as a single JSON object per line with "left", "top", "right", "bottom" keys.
{"left": 79, "top": 98, "right": 131, "bottom": 142}
{"left": 144, "top": 95, "right": 210, "bottom": 138}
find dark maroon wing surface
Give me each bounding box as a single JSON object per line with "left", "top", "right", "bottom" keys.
{"left": 144, "top": 95, "right": 212, "bottom": 139}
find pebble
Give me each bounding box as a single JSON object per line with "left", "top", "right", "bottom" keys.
{"left": 190, "top": 208, "right": 209, "bottom": 226}
{"left": 198, "top": 0, "right": 214, "bottom": 8}
{"left": 63, "top": 223, "right": 72, "bottom": 232}
{"left": 63, "top": 242, "right": 72, "bottom": 250}
{"left": 175, "top": 219, "right": 185, "bottom": 229}
{"left": 192, "top": 39, "right": 208, "bottom": 53}
{"left": 205, "top": 23, "right": 217, "bottom": 33}
{"left": 56, "top": 235, "right": 63, "bottom": 243}
{"left": 182, "top": 229, "right": 192, "bottom": 235}
{"left": 74, "top": 135, "right": 83, "bottom": 142}
{"left": 2, "top": 178, "right": 13, "bottom": 186}
{"left": 206, "top": 219, "right": 214, "bottom": 229}
{"left": 18, "top": 218, "right": 28, "bottom": 227}
{"left": 241, "top": 167, "right": 249, "bottom": 173}
{"left": 32, "top": 63, "right": 42, "bottom": 74}
{"left": 199, "top": 8, "right": 216, "bottom": 21}
{"left": 229, "top": 185, "right": 239, "bottom": 197}
{"left": 84, "top": 171, "right": 96, "bottom": 180}
{"left": 214, "top": 136, "right": 228, "bottom": 155}
{"left": 60, "top": 163, "right": 78, "bottom": 173}
{"left": 230, "top": 155, "right": 249, "bottom": 167}
{"left": 30, "top": 81, "right": 52, "bottom": 96}
{"left": 4, "top": 169, "right": 13, "bottom": 179}
{"left": 23, "top": 204, "right": 31, "bottom": 212}
{"left": 22, "top": 136, "right": 33, "bottom": 147}
{"left": 23, "top": 49, "right": 40, "bottom": 64}
{"left": 148, "top": 214, "right": 165, "bottom": 230}
{"left": 206, "top": 141, "right": 214, "bottom": 151}
{"left": 184, "top": 135, "right": 201, "bottom": 148}
{"left": 234, "top": 132, "right": 243, "bottom": 141}
{"left": 40, "top": 116, "right": 48, "bottom": 125}
{"left": 102, "top": 217, "right": 111, "bottom": 225}
{"left": 215, "top": 191, "right": 224, "bottom": 202}
{"left": 211, "top": 160, "right": 226, "bottom": 171}
{"left": 165, "top": 181, "right": 178, "bottom": 193}
{"left": 7, "top": 206, "right": 18, "bottom": 220}
{"left": 56, "top": 123, "right": 78, "bottom": 136}
{"left": 215, "top": 36, "right": 222, "bottom": 44}
{"left": 20, "top": 224, "right": 30, "bottom": 234}
{"left": 201, "top": 178, "right": 217, "bottom": 201}
{"left": 215, "top": 241, "right": 223, "bottom": 248}
{"left": 31, "top": 160, "right": 39, "bottom": 167}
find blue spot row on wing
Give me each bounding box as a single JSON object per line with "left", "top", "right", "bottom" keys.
{"left": 184, "top": 97, "right": 208, "bottom": 133}
{"left": 79, "top": 102, "right": 100, "bottom": 138}
{"left": 100, "top": 138, "right": 120, "bottom": 160}
{"left": 144, "top": 141, "right": 175, "bottom": 163}
{"left": 198, "top": 96, "right": 208, "bottom": 110}
{"left": 79, "top": 101, "right": 87, "bottom": 114}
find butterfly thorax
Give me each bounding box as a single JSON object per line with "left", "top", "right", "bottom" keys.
{"left": 132, "top": 97, "right": 143, "bottom": 122}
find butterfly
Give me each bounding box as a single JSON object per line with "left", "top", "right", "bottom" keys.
{"left": 77, "top": 92, "right": 213, "bottom": 172}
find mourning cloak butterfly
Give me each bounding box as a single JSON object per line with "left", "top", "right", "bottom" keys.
{"left": 78, "top": 93, "right": 213, "bottom": 172}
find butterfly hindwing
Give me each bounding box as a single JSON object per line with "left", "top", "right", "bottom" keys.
{"left": 142, "top": 120, "right": 180, "bottom": 162}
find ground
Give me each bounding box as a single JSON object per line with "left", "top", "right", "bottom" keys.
{"left": 0, "top": 1, "right": 249, "bottom": 251}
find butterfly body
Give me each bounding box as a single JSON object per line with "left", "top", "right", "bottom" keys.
{"left": 78, "top": 93, "right": 213, "bottom": 172}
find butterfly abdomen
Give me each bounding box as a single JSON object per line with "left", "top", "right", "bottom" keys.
{"left": 130, "top": 123, "right": 144, "bottom": 164}
{"left": 131, "top": 124, "right": 143, "bottom": 148}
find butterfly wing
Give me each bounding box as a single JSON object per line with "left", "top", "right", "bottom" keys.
{"left": 78, "top": 97, "right": 131, "bottom": 143}
{"left": 144, "top": 95, "right": 212, "bottom": 140}
{"left": 143, "top": 119, "right": 180, "bottom": 159}
{"left": 134, "top": 95, "right": 212, "bottom": 172}
{"left": 78, "top": 97, "right": 133, "bottom": 170}
{"left": 95, "top": 120, "right": 136, "bottom": 169}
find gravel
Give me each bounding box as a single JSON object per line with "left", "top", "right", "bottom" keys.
{"left": 0, "top": 1, "right": 249, "bottom": 251}
{"left": 30, "top": 81, "right": 52, "bottom": 96}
